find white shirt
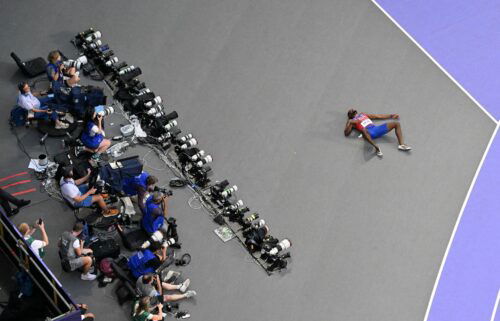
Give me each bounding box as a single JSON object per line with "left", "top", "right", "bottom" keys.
{"left": 60, "top": 177, "right": 81, "bottom": 206}
{"left": 17, "top": 92, "right": 40, "bottom": 111}
{"left": 24, "top": 236, "right": 46, "bottom": 259}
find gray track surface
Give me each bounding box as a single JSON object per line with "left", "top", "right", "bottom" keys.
{"left": 0, "top": 1, "right": 496, "bottom": 320}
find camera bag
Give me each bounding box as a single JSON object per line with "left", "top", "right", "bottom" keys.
{"left": 117, "top": 227, "right": 148, "bottom": 251}
{"left": 89, "top": 238, "right": 120, "bottom": 261}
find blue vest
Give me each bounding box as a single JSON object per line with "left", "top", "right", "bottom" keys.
{"left": 122, "top": 171, "right": 149, "bottom": 196}
{"left": 142, "top": 195, "right": 164, "bottom": 234}
{"left": 80, "top": 121, "right": 104, "bottom": 150}
{"left": 127, "top": 249, "right": 156, "bottom": 279}
{"left": 46, "top": 63, "right": 63, "bottom": 84}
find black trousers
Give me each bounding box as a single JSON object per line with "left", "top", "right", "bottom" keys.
{"left": 0, "top": 189, "right": 24, "bottom": 216}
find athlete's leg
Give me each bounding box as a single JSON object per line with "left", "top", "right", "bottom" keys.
{"left": 386, "top": 122, "right": 404, "bottom": 145}
{"left": 360, "top": 129, "right": 380, "bottom": 153}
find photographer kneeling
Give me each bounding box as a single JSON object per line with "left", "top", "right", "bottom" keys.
{"left": 142, "top": 192, "right": 170, "bottom": 235}
{"left": 58, "top": 222, "right": 96, "bottom": 281}
{"left": 60, "top": 166, "right": 119, "bottom": 216}
{"left": 80, "top": 109, "right": 111, "bottom": 159}
{"left": 46, "top": 50, "right": 76, "bottom": 86}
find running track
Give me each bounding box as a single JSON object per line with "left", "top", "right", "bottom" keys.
{"left": 373, "top": 1, "right": 500, "bottom": 320}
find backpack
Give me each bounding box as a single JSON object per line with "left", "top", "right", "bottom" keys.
{"left": 99, "top": 257, "right": 115, "bottom": 278}
{"left": 10, "top": 106, "right": 27, "bottom": 127}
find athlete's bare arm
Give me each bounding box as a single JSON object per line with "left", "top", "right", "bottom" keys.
{"left": 344, "top": 119, "right": 359, "bottom": 136}
{"left": 365, "top": 113, "right": 399, "bottom": 120}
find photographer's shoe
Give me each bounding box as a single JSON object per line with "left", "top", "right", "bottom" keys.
{"left": 398, "top": 144, "right": 412, "bottom": 151}
{"left": 81, "top": 272, "right": 97, "bottom": 281}
{"left": 103, "top": 208, "right": 120, "bottom": 217}
{"left": 179, "top": 279, "right": 190, "bottom": 293}
{"left": 184, "top": 290, "right": 196, "bottom": 298}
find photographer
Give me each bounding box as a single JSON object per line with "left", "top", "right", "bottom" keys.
{"left": 18, "top": 220, "right": 49, "bottom": 259}
{"left": 80, "top": 109, "right": 111, "bottom": 157}
{"left": 122, "top": 171, "right": 158, "bottom": 209}
{"left": 58, "top": 222, "right": 96, "bottom": 281}
{"left": 136, "top": 273, "right": 195, "bottom": 303}
{"left": 128, "top": 242, "right": 171, "bottom": 279}
{"left": 60, "top": 166, "right": 119, "bottom": 216}
{"left": 132, "top": 296, "right": 163, "bottom": 321}
{"left": 142, "top": 192, "right": 170, "bottom": 235}
{"left": 17, "top": 81, "right": 69, "bottom": 129}
{"left": 46, "top": 50, "right": 76, "bottom": 85}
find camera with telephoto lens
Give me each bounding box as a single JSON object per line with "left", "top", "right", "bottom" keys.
{"left": 100, "top": 50, "right": 115, "bottom": 59}
{"left": 144, "top": 96, "right": 162, "bottom": 108}
{"left": 84, "top": 31, "right": 102, "bottom": 42}
{"left": 243, "top": 219, "right": 268, "bottom": 252}
{"left": 146, "top": 105, "right": 165, "bottom": 117}
{"left": 240, "top": 212, "right": 259, "bottom": 227}
{"left": 104, "top": 57, "right": 119, "bottom": 67}
{"left": 94, "top": 105, "right": 114, "bottom": 117}
{"left": 261, "top": 238, "right": 292, "bottom": 262}
{"left": 63, "top": 56, "right": 88, "bottom": 70}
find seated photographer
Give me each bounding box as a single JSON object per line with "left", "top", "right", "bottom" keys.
{"left": 132, "top": 296, "right": 164, "bottom": 321}
{"left": 58, "top": 222, "right": 96, "bottom": 281}
{"left": 122, "top": 171, "right": 158, "bottom": 209}
{"left": 80, "top": 109, "right": 111, "bottom": 158}
{"left": 46, "top": 50, "right": 76, "bottom": 85}
{"left": 136, "top": 273, "right": 195, "bottom": 303}
{"left": 128, "top": 242, "right": 171, "bottom": 279}
{"left": 142, "top": 192, "right": 170, "bottom": 235}
{"left": 60, "top": 166, "right": 119, "bottom": 216}
{"left": 17, "top": 81, "right": 69, "bottom": 129}
{"left": 18, "top": 219, "right": 49, "bottom": 259}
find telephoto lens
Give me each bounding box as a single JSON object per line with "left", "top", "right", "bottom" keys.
{"left": 164, "top": 111, "right": 178, "bottom": 122}
{"left": 118, "top": 65, "right": 136, "bottom": 75}
{"left": 180, "top": 138, "right": 197, "bottom": 149}
{"left": 86, "top": 39, "right": 102, "bottom": 49}
{"left": 243, "top": 213, "right": 259, "bottom": 225}
{"left": 221, "top": 185, "right": 238, "bottom": 198}
{"left": 144, "top": 96, "right": 162, "bottom": 108}
{"left": 78, "top": 28, "right": 94, "bottom": 39}
{"left": 136, "top": 88, "right": 150, "bottom": 96}
{"left": 146, "top": 105, "right": 164, "bottom": 116}
{"left": 85, "top": 31, "right": 102, "bottom": 42}
{"left": 227, "top": 200, "right": 244, "bottom": 211}
{"left": 267, "top": 238, "right": 292, "bottom": 255}
{"left": 190, "top": 150, "right": 205, "bottom": 161}
{"left": 196, "top": 155, "right": 212, "bottom": 167}
{"left": 178, "top": 133, "right": 193, "bottom": 143}
{"left": 105, "top": 57, "right": 119, "bottom": 67}
{"left": 163, "top": 120, "right": 177, "bottom": 131}
{"left": 101, "top": 50, "right": 115, "bottom": 59}
{"left": 113, "top": 61, "right": 128, "bottom": 70}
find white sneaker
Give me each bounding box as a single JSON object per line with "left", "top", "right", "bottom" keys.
{"left": 179, "top": 278, "right": 190, "bottom": 293}
{"left": 55, "top": 121, "right": 69, "bottom": 129}
{"left": 184, "top": 290, "right": 196, "bottom": 298}
{"left": 375, "top": 148, "right": 383, "bottom": 157}
{"left": 81, "top": 272, "right": 97, "bottom": 281}
{"left": 398, "top": 144, "right": 412, "bottom": 151}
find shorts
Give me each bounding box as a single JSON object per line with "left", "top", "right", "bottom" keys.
{"left": 69, "top": 257, "right": 85, "bottom": 271}
{"left": 366, "top": 123, "right": 389, "bottom": 139}
{"left": 74, "top": 185, "right": 93, "bottom": 207}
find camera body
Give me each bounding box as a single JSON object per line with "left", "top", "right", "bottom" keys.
{"left": 94, "top": 105, "right": 114, "bottom": 117}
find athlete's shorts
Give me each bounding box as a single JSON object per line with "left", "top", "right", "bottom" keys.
{"left": 366, "top": 123, "right": 389, "bottom": 139}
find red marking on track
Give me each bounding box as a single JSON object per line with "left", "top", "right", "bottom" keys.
{"left": 12, "top": 188, "right": 36, "bottom": 196}
{"left": 0, "top": 172, "right": 29, "bottom": 183}
{"left": 1, "top": 180, "right": 32, "bottom": 190}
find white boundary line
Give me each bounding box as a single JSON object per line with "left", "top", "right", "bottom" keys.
{"left": 370, "top": 1, "right": 500, "bottom": 320}
{"left": 370, "top": 0, "right": 498, "bottom": 125}
{"left": 490, "top": 289, "right": 500, "bottom": 321}
{"left": 421, "top": 123, "right": 498, "bottom": 321}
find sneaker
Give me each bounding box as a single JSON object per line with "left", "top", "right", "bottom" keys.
{"left": 179, "top": 279, "right": 190, "bottom": 293}
{"left": 398, "top": 144, "right": 412, "bottom": 151}
{"left": 81, "top": 273, "right": 97, "bottom": 281}
{"left": 375, "top": 148, "right": 383, "bottom": 157}
{"left": 62, "top": 113, "right": 74, "bottom": 124}
{"left": 184, "top": 290, "right": 196, "bottom": 298}
{"left": 103, "top": 208, "right": 120, "bottom": 216}
{"left": 55, "top": 121, "right": 69, "bottom": 129}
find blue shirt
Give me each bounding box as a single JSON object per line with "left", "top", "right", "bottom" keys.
{"left": 17, "top": 92, "right": 40, "bottom": 111}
